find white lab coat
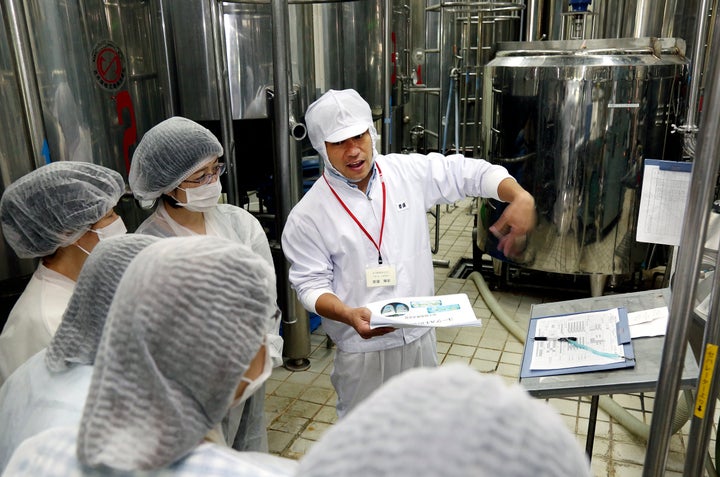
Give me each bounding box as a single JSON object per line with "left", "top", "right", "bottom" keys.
{"left": 0, "top": 264, "right": 75, "bottom": 384}
{"left": 281, "top": 152, "right": 510, "bottom": 414}
{"left": 3, "top": 426, "right": 298, "bottom": 477}
{"left": 135, "top": 201, "right": 281, "bottom": 451}
{"left": 0, "top": 349, "right": 92, "bottom": 473}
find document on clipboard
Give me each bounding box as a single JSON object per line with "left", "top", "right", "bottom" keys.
{"left": 636, "top": 159, "right": 692, "bottom": 246}
{"left": 520, "top": 307, "right": 634, "bottom": 378}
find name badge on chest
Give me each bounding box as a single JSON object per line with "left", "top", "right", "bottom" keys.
{"left": 366, "top": 264, "right": 397, "bottom": 288}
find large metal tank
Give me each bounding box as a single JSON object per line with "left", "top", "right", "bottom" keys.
{"left": 0, "top": 0, "right": 169, "bottom": 324}
{"left": 21, "top": 0, "right": 167, "bottom": 175}
{"left": 477, "top": 37, "right": 688, "bottom": 285}
{"left": 0, "top": 3, "right": 37, "bottom": 321}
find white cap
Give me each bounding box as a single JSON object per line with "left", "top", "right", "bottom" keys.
{"left": 305, "top": 89, "right": 373, "bottom": 152}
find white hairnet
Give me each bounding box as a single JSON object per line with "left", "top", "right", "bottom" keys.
{"left": 0, "top": 162, "right": 125, "bottom": 258}
{"left": 297, "top": 364, "right": 591, "bottom": 477}
{"left": 304, "top": 89, "right": 379, "bottom": 177}
{"left": 77, "top": 235, "right": 275, "bottom": 471}
{"left": 44, "top": 234, "right": 160, "bottom": 372}
{"left": 128, "top": 117, "right": 223, "bottom": 202}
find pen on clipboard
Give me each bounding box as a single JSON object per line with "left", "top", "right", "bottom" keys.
{"left": 535, "top": 336, "right": 633, "bottom": 360}
{"left": 533, "top": 336, "right": 577, "bottom": 342}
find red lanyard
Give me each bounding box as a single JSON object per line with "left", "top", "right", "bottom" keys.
{"left": 323, "top": 164, "right": 386, "bottom": 265}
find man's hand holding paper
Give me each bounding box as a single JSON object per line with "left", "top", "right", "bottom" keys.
{"left": 368, "top": 293, "right": 482, "bottom": 329}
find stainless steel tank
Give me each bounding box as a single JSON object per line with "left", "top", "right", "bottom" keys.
{"left": 477, "top": 37, "right": 688, "bottom": 280}
{"left": 20, "top": 0, "right": 167, "bottom": 175}
{"left": 313, "top": 0, "right": 385, "bottom": 115}
{"left": 0, "top": 2, "right": 37, "bottom": 319}
{"left": 0, "top": 0, "right": 169, "bottom": 322}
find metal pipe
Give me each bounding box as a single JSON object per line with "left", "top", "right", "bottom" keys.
{"left": 271, "top": 0, "right": 310, "bottom": 369}
{"left": 271, "top": 0, "right": 294, "bottom": 220}
{"left": 684, "top": 248, "right": 720, "bottom": 474}
{"left": 2, "top": 0, "right": 46, "bottom": 168}
{"left": 526, "top": 0, "right": 539, "bottom": 41}
{"left": 209, "top": 0, "right": 239, "bottom": 206}
{"left": 227, "top": 0, "right": 360, "bottom": 4}
{"left": 642, "top": 9, "right": 720, "bottom": 476}
{"left": 289, "top": 117, "right": 307, "bottom": 141}
{"left": 633, "top": 0, "right": 665, "bottom": 38}
{"left": 296, "top": 3, "right": 316, "bottom": 111}
{"left": 471, "top": 16, "right": 483, "bottom": 156}
{"left": 662, "top": 0, "right": 678, "bottom": 37}
{"left": 383, "top": 0, "right": 392, "bottom": 152}
{"left": 686, "top": 0, "right": 711, "bottom": 131}
{"left": 680, "top": 9, "right": 720, "bottom": 474}
{"left": 157, "top": 0, "right": 177, "bottom": 116}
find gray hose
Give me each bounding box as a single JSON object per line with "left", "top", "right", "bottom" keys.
{"left": 469, "top": 271, "right": 692, "bottom": 440}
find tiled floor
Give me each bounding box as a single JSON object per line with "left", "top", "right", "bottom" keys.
{"left": 266, "top": 197, "right": 712, "bottom": 476}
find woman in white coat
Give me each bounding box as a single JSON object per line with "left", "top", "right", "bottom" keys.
{"left": 0, "top": 162, "right": 125, "bottom": 384}
{"left": 128, "top": 117, "right": 282, "bottom": 452}
{"left": 0, "top": 234, "right": 159, "bottom": 472}
{"left": 3, "top": 236, "right": 297, "bottom": 477}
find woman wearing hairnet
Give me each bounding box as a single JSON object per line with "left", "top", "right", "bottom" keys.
{"left": 297, "top": 364, "right": 591, "bottom": 477}
{"left": 3, "top": 236, "right": 297, "bottom": 476}
{"left": 128, "top": 116, "right": 282, "bottom": 451}
{"left": 0, "top": 234, "right": 159, "bottom": 472}
{"left": 0, "top": 162, "right": 126, "bottom": 384}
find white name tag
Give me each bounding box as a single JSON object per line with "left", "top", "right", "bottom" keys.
{"left": 366, "top": 265, "right": 397, "bottom": 288}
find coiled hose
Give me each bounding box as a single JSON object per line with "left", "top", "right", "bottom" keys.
{"left": 469, "top": 271, "right": 693, "bottom": 441}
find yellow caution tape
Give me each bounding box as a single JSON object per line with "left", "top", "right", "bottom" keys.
{"left": 694, "top": 343, "right": 718, "bottom": 419}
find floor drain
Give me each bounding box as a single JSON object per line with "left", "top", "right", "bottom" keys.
{"left": 448, "top": 258, "right": 474, "bottom": 279}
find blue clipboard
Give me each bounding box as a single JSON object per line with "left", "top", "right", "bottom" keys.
{"left": 520, "top": 307, "right": 635, "bottom": 378}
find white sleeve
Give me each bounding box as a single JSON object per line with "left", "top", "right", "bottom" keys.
{"left": 391, "top": 153, "right": 512, "bottom": 209}
{"left": 280, "top": 211, "right": 335, "bottom": 314}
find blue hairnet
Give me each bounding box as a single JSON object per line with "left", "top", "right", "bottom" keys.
{"left": 78, "top": 235, "right": 275, "bottom": 471}
{"left": 45, "top": 234, "right": 160, "bottom": 372}
{"left": 128, "top": 117, "right": 223, "bottom": 203}
{"left": 0, "top": 162, "right": 125, "bottom": 259}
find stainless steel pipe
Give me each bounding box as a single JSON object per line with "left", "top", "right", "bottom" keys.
{"left": 210, "top": 0, "right": 239, "bottom": 206}
{"left": 642, "top": 8, "right": 720, "bottom": 476}
{"left": 1, "top": 0, "right": 46, "bottom": 168}
{"left": 683, "top": 0, "right": 711, "bottom": 140}
{"left": 271, "top": 0, "right": 310, "bottom": 369}
{"left": 678, "top": 4, "right": 720, "bottom": 473}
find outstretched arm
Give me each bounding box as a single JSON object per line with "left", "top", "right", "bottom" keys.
{"left": 491, "top": 178, "right": 537, "bottom": 257}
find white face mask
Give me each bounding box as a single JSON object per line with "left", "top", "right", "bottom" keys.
{"left": 231, "top": 342, "right": 272, "bottom": 409}
{"left": 176, "top": 180, "right": 222, "bottom": 212}
{"left": 90, "top": 217, "right": 127, "bottom": 240}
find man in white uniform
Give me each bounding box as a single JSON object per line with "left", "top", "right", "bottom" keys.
{"left": 281, "top": 89, "right": 536, "bottom": 417}
{"left": 0, "top": 162, "right": 125, "bottom": 384}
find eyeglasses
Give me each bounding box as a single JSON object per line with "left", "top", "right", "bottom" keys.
{"left": 182, "top": 163, "right": 227, "bottom": 185}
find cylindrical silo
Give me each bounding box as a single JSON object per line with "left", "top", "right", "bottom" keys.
{"left": 477, "top": 38, "right": 688, "bottom": 283}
